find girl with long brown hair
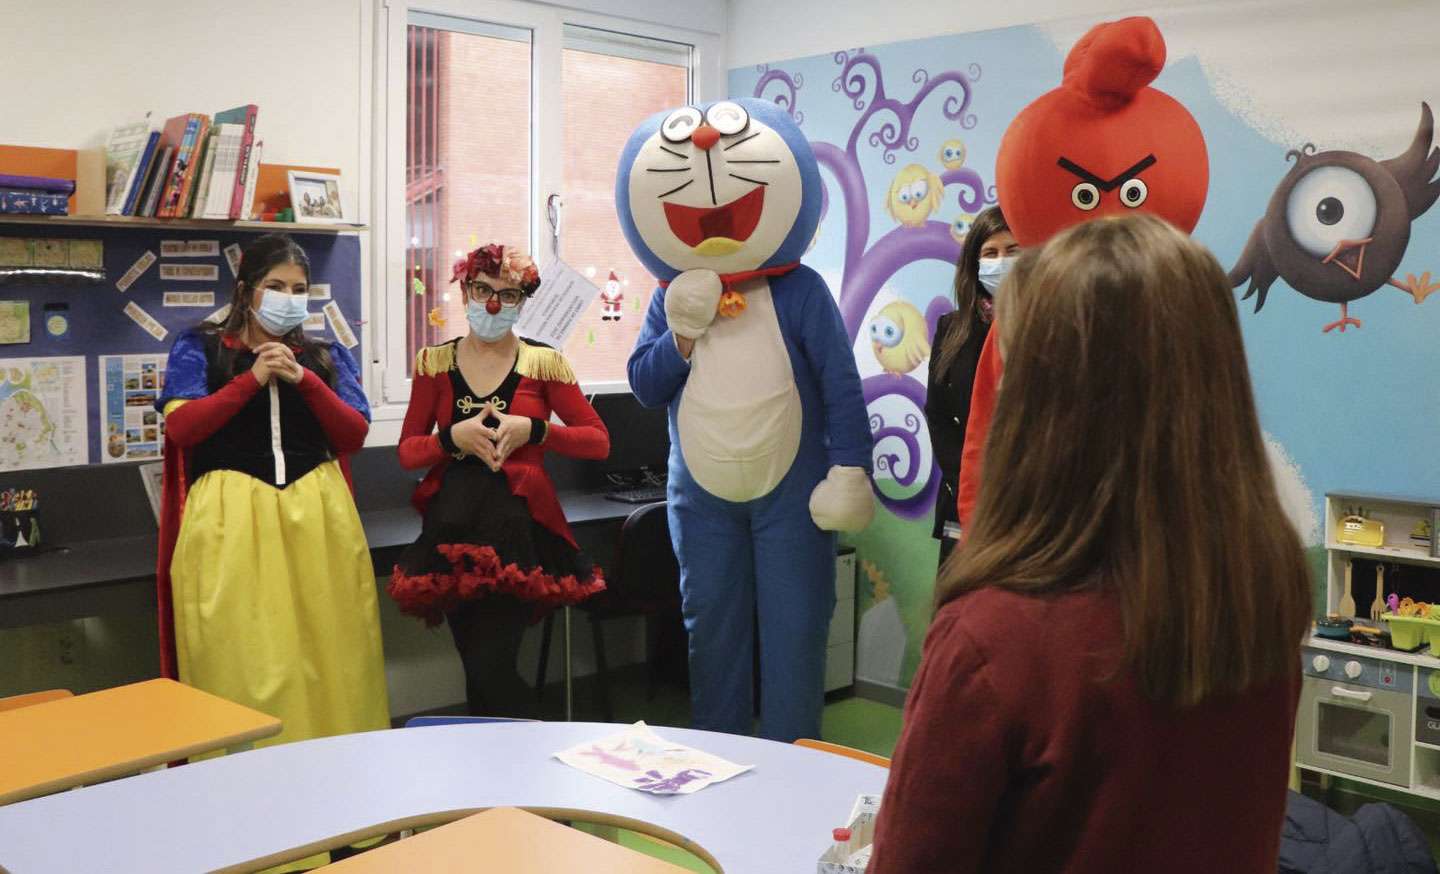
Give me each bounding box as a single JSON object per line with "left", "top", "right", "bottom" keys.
{"left": 871, "top": 214, "right": 1311, "bottom": 873}
{"left": 925, "top": 206, "right": 1019, "bottom": 564}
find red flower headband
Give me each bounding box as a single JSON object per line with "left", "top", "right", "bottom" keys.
{"left": 451, "top": 243, "right": 542, "bottom": 295}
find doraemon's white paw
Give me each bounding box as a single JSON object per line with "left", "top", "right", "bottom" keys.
{"left": 664, "top": 269, "right": 724, "bottom": 340}
{"left": 809, "top": 465, "right": 875, "bottom": 533}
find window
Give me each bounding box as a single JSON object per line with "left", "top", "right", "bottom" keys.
{"left": 379, "top": 2, "right": 716, "bottom": 409}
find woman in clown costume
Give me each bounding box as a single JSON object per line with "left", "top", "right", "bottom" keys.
{"left": 621, "top": 98, "right": 874, "bottom": 742}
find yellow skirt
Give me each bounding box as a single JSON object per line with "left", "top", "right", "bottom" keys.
{"left": 171, "top": 461, "right": 390, "bottom": 747}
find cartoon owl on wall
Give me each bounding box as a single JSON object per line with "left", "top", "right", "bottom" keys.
{"left": 886, "top": 164, "right": 944, "bottom": 228}
{"left": 939, "top": 139, "right": 967, "bottom": 170}
{"left": 1229, "top": 103, "right": 1440, "bottom": 333}
{"left": 869, "top": 300, "right": 931, "bottom": 375}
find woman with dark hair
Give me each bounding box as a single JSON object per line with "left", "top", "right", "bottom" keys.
{"left": 388, "top": 243, "right": 609, "bottom": 717}
{"left": 155, "top": 233, "right": 389, "bottom": 747}
{"left": 925, "top": 206, "right": 1018, "bottom": 563}
{"left": 870, "top": 215, "right": 1311, "bottom": 873}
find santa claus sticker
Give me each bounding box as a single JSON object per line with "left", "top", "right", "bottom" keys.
{"left": 600, "top": 270, "right": 625, "bottom": 322}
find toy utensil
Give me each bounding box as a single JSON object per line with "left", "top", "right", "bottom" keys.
{"left": 1338, "top": 559, "right": 1356, "bottom": 618}
{"left": 1370, "top": 564, "right": 1386, "bottom": 621}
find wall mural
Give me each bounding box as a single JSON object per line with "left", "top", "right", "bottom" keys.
{"left": 731, "top": 0, "right": 1439, "bottom": 690}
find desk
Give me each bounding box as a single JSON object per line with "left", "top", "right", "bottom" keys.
{"left": 326, "top": 806, "right": 690, "bottom": 873}
{"left": 0, "top": 721, "right": 887, "bottom": 873}
{"left": 0, "top": 678, "right": 281, "bottom": 806}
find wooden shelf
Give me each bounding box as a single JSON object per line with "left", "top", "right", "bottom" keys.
{"left": 0, "top": 214, "right": 366, "bottom": 235}
{"left": 1327, "top": 541, "right": 1440, "bottom": 567}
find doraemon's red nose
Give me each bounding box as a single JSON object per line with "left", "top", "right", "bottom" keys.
{"left": 485, "top": 297, "right": 502, "bottom": 315}
{"left": 691, "top": 124, "right": 721, "bottom": 151}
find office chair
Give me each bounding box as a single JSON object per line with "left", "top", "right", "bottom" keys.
{"left": 535, "top": 501, "right": 682, "bottom": 721}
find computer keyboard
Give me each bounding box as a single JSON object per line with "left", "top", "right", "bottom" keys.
{"left": 604, "top": 487, "right": 667, "bottom": 504}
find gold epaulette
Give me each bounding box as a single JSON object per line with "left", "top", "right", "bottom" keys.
{"left": 516, "top": 343, "right": 576, "bottom": 384}
{"left": 413, "top": 342, "right": 456, "bottom": 377}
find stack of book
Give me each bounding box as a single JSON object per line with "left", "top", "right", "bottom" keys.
{"left": 103, "top": 105, "right": 262, "bottom": 221}
{"left": 0, "top": 173, "right": 74, "bottom": 215}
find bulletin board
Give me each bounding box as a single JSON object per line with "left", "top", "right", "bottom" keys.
{"left": 0, "top": 223, "right": 363, "bottom": 468}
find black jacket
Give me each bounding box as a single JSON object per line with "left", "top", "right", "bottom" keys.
{"left": 1279, "top": 790, "right": 1436, "bottom": 873}
{"left": 925, "top": 311, "right": 989, "bottom": 540}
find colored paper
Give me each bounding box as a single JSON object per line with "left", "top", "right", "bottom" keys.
{"left": 159, "top": 264, "right": 218, "bottom": 282}
{"left": 322, "top": 301, "right": 358, "bottom": 349}
{"left": 123, "top": 301, "right": 167, "bottom": 342}
{"left": 116, "top": 251, "right": 157, "bottom": 292}
{"left": 224, "top": 243, "right": 242, "bottom": 277}
{"left": 160, "top": 240, "right": 220, "bottom": 258}
{"left": 162, "top": 291, "right": 215, "bottom": 307}
{"left": 0, "top": 356, "right": 88, "bottom": 471}
{"left": 99, "top": 355, "right": 167, "bottom": 463}
{"left": 553, "top": 722, "right": 752, "bottom": 795}
{"left": 0, "top": 302, "right": 29, "bottom": 344}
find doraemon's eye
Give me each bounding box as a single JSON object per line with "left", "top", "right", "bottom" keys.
{"left": 870, "top": 316, "right": 903, "bottom": 348}
{"left": 1071, "top": 182, "right": 1100, "bottom": 211}
{"left": 706, "top": 101, "right": 749, "bottom": 136}
{"left": 1119, "top": 178, "right": 1148, "bottom": 208}
{"left": 1285, "top": 165, "right": 1378, "bottom": 258}
{"left": 661, "top": 107, "right": 704, "bottom": 143}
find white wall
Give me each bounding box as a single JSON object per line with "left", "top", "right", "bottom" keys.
{"left": 726, "top": 0, "right": 1208, "bottom": 67}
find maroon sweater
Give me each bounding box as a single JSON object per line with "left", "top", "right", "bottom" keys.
{"left": 869, "top": 586, "right": 1299, "bottom": 874}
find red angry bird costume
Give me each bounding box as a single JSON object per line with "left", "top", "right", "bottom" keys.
{"left": 956, "top": 16, "right": 1209, "bottom": 526}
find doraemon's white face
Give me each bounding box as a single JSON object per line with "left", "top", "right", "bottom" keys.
{"left": 627, "top": 101, "right": 804, "bottom": 274}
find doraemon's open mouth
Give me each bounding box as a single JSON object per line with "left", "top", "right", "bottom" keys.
{"left": 1323, "top": 237, "right": 1371, "bottom": 280}
{"left": 663, "top": 187, "right": 765, "bottom": 255}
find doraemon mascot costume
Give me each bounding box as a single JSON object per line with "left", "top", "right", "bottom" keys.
{"left": 619, "top": 98, "right": 874, "bottom": 742}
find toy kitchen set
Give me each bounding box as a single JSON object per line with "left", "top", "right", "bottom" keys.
{"left": 1299, "top": 492, "right": 1440, "bottom": 800}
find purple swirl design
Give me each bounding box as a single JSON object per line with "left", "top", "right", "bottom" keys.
{"left": 751, "top": 54, "right": 992, "bottom": 517}
{"left": 864, "top": 373, "right": 937, "bottom": 520}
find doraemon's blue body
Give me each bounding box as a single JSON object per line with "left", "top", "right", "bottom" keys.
{"left": 621, "top": 98, "right": 873, "bottom": 742}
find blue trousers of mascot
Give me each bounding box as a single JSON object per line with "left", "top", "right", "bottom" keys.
{"left": 620, "top": 98, "right": 874, "bottom": 741}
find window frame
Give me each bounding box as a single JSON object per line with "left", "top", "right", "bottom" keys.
{"left": 369, "top": 0, "right": 722, "bottom": 440}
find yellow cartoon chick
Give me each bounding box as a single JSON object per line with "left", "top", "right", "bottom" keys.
{"left": 938, "top": 139, "right": 967, "bottom": 170}
{"left": 886, "top": 164, "right": 944, "bottom": 228}
{"left": 869, "top": 300, "right": 931, "bottom": 375}
{"left": 950, "top": 213, "right": 975, "bottom": 245}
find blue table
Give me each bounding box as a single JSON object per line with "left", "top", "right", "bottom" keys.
{"left": 0, "top": 721, "right": 888, "bottom": 873}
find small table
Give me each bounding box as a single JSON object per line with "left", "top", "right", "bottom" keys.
{"left": 324, "top": 806, "right": 690, "bottom": 873}
{"left": 0, "top": 678, "right": 281, "bottom": 805}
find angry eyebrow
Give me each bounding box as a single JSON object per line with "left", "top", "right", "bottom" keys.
{"left": 1057, "top": 154, "right": 1157, "bottom": 191}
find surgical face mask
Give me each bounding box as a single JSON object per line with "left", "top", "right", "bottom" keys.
{"left": 251, "top": 290, "right": 309, "bottom": 335}
{"left": 977, "top": 255, "right": 1018, "bottom": 295}
{"left": 466, "top": 299, "right": 521, "bottom": 341}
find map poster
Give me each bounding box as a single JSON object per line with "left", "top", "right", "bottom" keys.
{"left": 0, "top": 357, "right": 87, "bottom": 472}
{"left": 99, "top": 354, "right": 166, "bottom": 463}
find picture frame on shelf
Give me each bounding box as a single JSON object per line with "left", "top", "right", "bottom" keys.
{"left": 287, "top": 170, "right": 347, "bottom": 225}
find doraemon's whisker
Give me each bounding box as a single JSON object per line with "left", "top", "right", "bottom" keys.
{"left": 727, "top": 159, "right": 780, "bottom": 164}
{"left": 723, "top": 132, "right": 761, "bottom": 151}
{"left": 646, "top": 167, "right": 691, "bottom": 173}
{"left": 659, "top": 146, "right": 688, "bottom": 160}
{"left": 728, "top": 173, "right": 768, "bottom": 186}
{"left": 657, "top": 179, "right": 695, "bottom": 199}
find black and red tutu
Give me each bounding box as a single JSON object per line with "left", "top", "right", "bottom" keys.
{"left": 388, "top": 462, "right": 604, "bottom": 625}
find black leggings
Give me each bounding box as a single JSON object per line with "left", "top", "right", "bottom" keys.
{"left": 446, "top": 597, "right": 535, "bottom": 719}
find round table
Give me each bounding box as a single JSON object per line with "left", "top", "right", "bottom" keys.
{"left": 0, "top": 721, "right": 889, "bottom": 873}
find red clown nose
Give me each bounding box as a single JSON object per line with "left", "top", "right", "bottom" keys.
{"left": 485, "top": 298, "right": 502, "bottom": 315}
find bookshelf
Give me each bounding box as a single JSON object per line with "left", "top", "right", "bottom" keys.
{"left": 0, "top": 214, "right": 366, "bottom": 235}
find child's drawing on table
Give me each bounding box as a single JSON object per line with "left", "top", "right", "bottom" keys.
{"left": 554, "top": 722, "right": 753, "bottom": 796}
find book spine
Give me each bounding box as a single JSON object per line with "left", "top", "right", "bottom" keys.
{"left": 189, "top": 129, "right": 218, "bottom": 218}
{"left": 0, "top": 189, "right": 69, "bottom": 215}
{"left": 141, "top": 147, "right": 174, "bottom": 217}
{"left": 125, "top": 132, "right": 161, "bottom": 216}
{"left": 229, "top": 105, "right": 259, "bottom": 219}
{"left": 104, "top": 118, "right": 151, "bottom": 214}
{"left": 239, "top": 140, "right": 263, "bottom": 220}
{"left": 0, "top": 174, "right": 75, "bottom": 194}
{"left": 177, "top": 116, "right": 211, "bottom": 217}
{"left": 159, "top": 117, "right": 200, "bottom": 217}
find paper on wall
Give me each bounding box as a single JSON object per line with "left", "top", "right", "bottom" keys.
{"left": 322, "top": 301, "right": 358, "bottom": 349}
{"left": 0, "top": 302, "right": 29, "bottom": 344}
{"left": 123, "top": 301, "right": 168, "bottom": 342}
{"left": 308, "top": 283, "right": 331, "bottom": 300}
{"left": 204, "top": 303, "right": 232, "bottom": 325}
{"left": 553, "top": 721, "right": 752, "bottom": 795}
{"left": 116, "top": 251, "right": 157, "bottom": 292}
{"left": 0, "top": 356, "right": 88, "bottom": 471}
{"left": 303, "top": 312, "right": 326, "bottom": 332}
{"left": 224, "top": 243, "right": 242, "bottom": 278}
{"left": 99, "top": 354, "right": 166, "bottom": 463}
{"left": 514, "top": 259, "right": 602, "bottom": 349}
{"left": 160, "top": 240, "right": 220, "bottom": 258}
{"left": 162, "top": 291, "right": 215, "bottom": 307}
{"left": 159, "top": 264, "right": 218, "bottom": 282}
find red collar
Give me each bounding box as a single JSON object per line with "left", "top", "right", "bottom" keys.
{"left": 221, "top": 332, "right": 303, "bottom": 352}
{"left": 658, "top": 262, "right": 800, "bottom": 290}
